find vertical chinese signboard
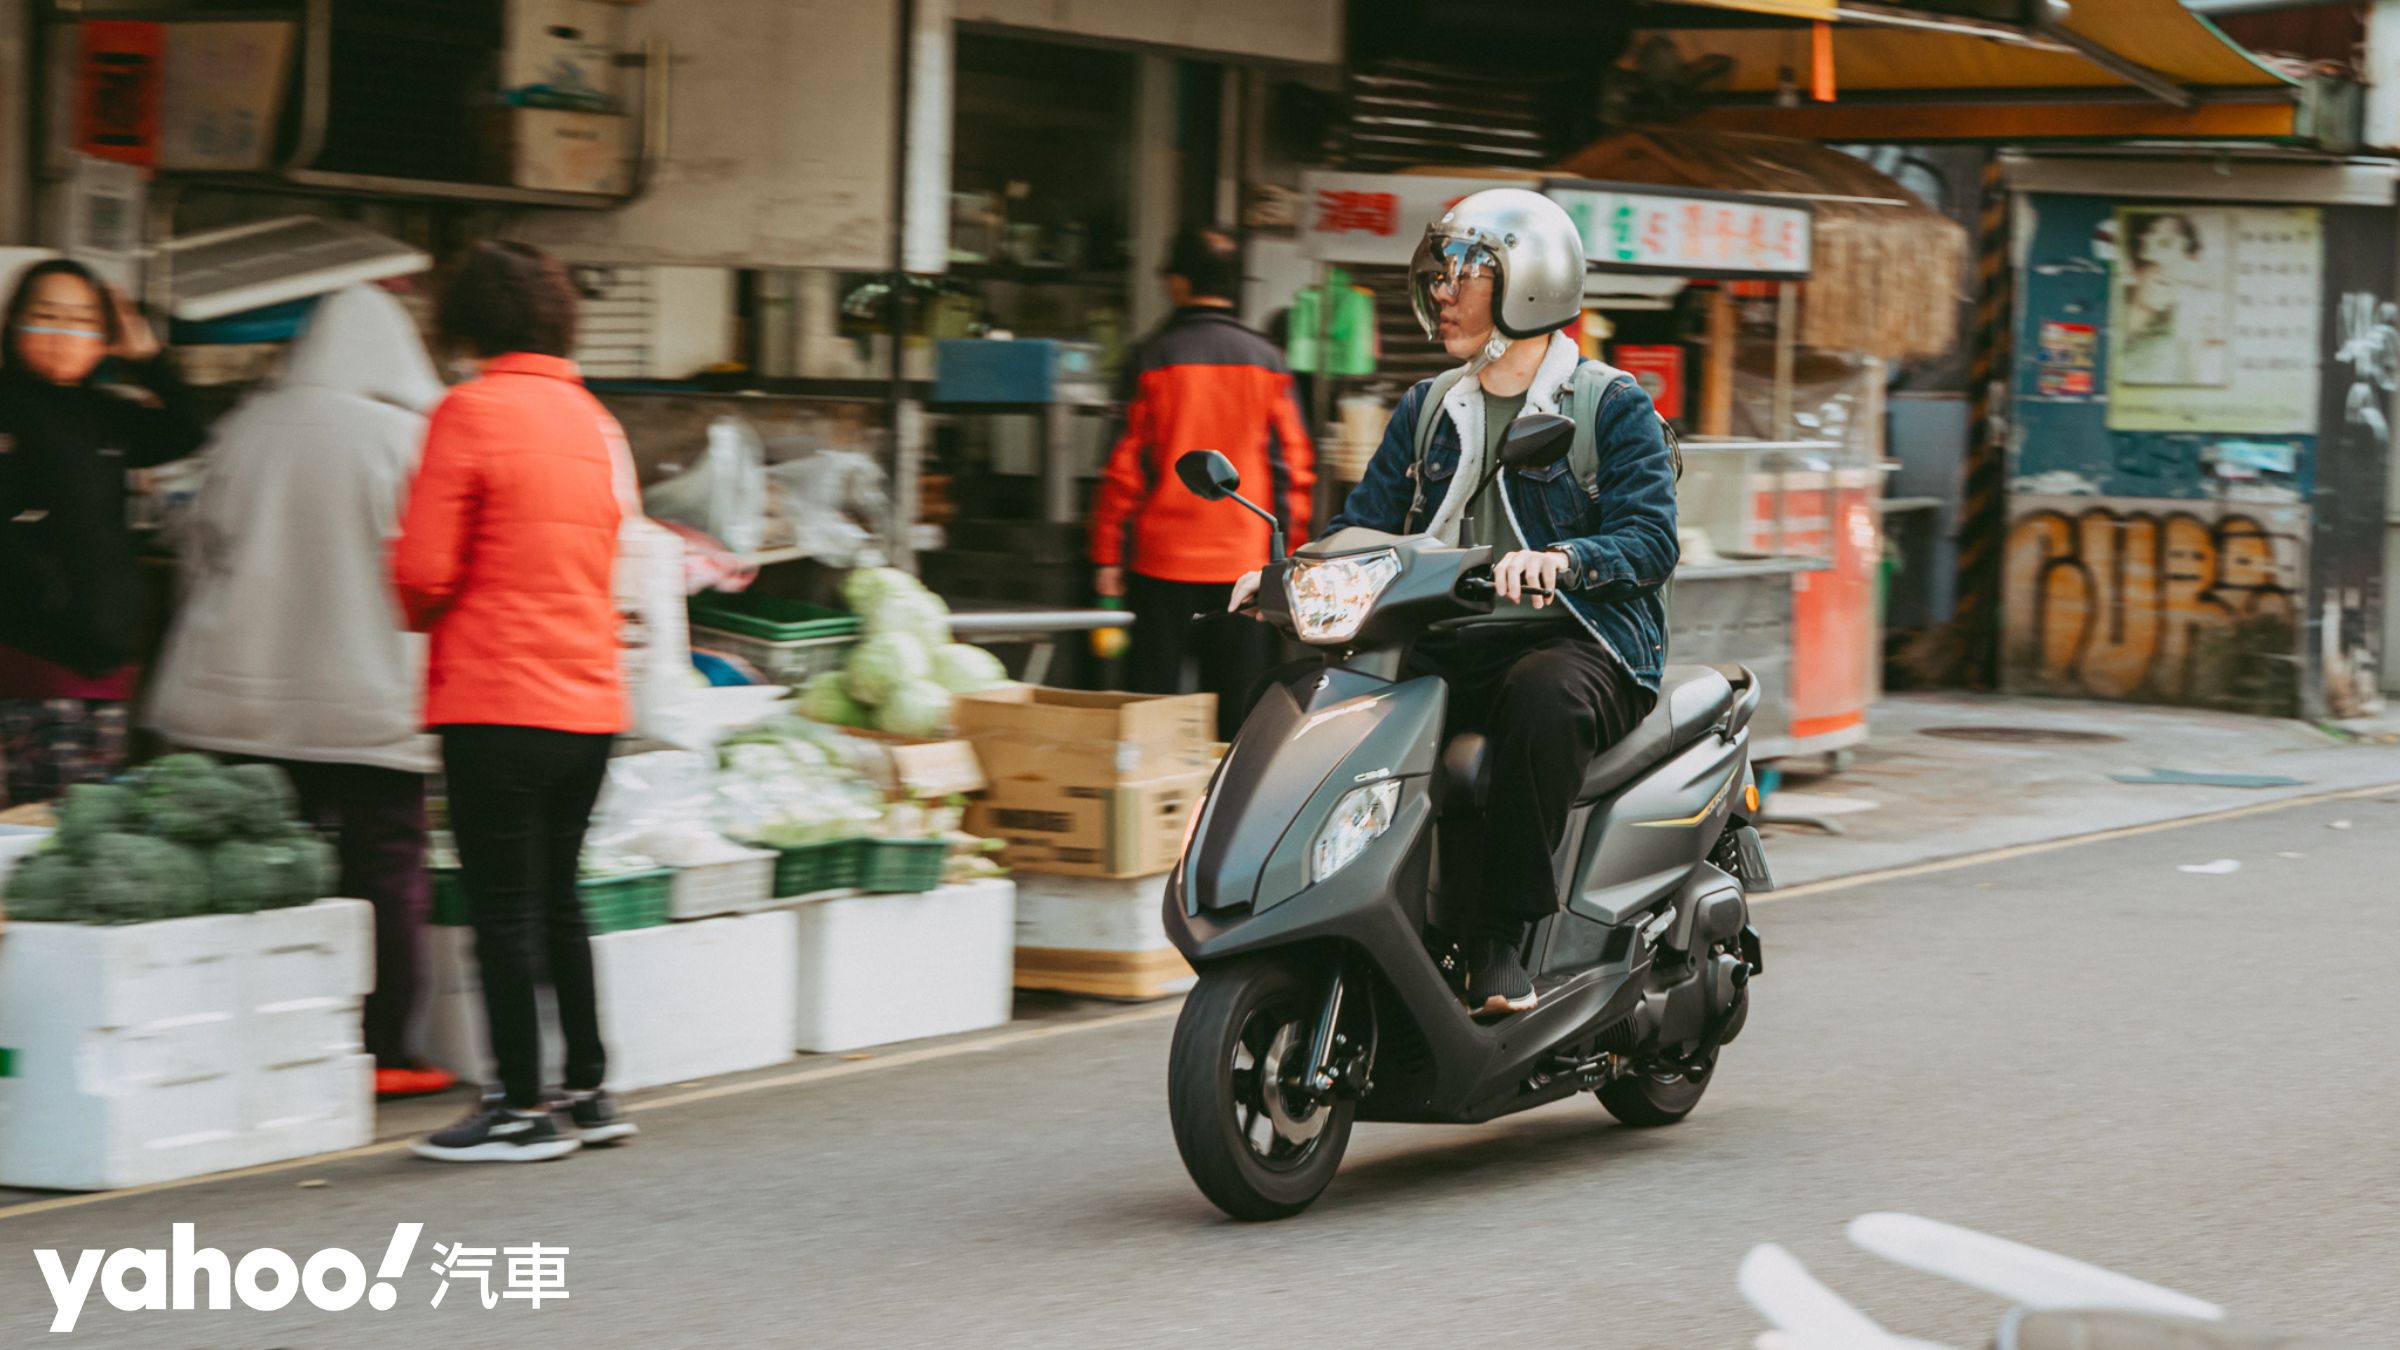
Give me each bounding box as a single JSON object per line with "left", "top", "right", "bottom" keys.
{"left": 77, "top": 21, "right": 164, "bottom": 168}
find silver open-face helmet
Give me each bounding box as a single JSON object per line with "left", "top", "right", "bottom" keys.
{"left": 1408, "top": 187, "right": 1588, "bottom": 343}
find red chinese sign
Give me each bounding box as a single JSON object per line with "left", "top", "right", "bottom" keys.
{"left": 1612, "top": 345, "right": 1686, "bottom": 420}
{"left": 77, "top": 21, "right": 164, "bottom": 168}
{"left": 1300, "top": 172, "right": 1538, "bottom": 265}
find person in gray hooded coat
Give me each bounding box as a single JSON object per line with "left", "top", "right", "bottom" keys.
{"left": 146, "top": 283, "right": 455, "bottom": 1099}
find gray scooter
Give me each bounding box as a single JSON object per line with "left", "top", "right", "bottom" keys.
{"left": 1163, "top": 415, "right": 1772, "bottom": 1220}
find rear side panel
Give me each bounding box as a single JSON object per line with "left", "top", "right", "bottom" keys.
{"left": 1569, "top": 730, "right": 1747, "bottom": 926}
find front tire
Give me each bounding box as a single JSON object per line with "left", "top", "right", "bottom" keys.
{"left": 1168, "top": 957, "right": 1355, "bottom": 1221}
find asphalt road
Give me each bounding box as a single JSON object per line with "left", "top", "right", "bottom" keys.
{"left": 5, "top": 791, "right": 2396, "bottom": 1348}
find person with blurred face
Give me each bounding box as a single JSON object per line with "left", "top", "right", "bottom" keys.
{"left": 394, "top": 242, "right": 637, "bottom": 1163}
{"left": 146, "top": 284, "right": 456, "bottom": 1101}
{"left": 0, "top": 260, "right": 206, "bottom": 805}
{"left": 1089, "top": 226, "right": 1316, "bottom": 740}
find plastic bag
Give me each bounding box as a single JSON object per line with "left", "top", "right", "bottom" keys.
{"left": 614, "top": 519, "right": 701, "bottom": 747}
{"left": 585, "top": 750, "right": 749, "bottom": 865}
{"left": 762, "top": 447, "right": 890, "bottom": 570}
{"left": 642, "top": 416, "right": 767, "bottom": 555}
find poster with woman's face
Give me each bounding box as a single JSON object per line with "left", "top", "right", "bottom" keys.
{"left": 2112, "top": 209, "right": 2233, "bottom": 388}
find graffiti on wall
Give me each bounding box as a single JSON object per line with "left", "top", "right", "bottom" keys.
{"left": 2004, "top": 496, "right": 2308, "bottom": 713}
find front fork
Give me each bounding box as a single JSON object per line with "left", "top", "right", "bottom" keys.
{"left": 1298, "top": 962, "right": 1375, "bottom": 1103}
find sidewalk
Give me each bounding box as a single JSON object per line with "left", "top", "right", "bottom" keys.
{"left": 1759, "top": 693, "right": 2400, "bottom": 887}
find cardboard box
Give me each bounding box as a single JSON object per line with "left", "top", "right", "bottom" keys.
{"left": 967, "top": 767, "right": 1209, "bottom": 879}
{"left": 953, "top": 686, "right": 1215, "bottom": 785}
{"left": 503, "top": 0, "right": 623, "bottom": 105}
{"left": 481, "top": 107, "right": 629, "bottom": 196}
{"left": 839, "top": 731, "right": 987, "bottom": 798}
{"left": 157, "top": 21, "right": 295, "bottom": 171}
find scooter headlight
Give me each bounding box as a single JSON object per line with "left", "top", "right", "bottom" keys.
{"left": 1287, "top": 551, "right": 1401, "bottom": 644}
{"left": 1311, "top": 780, "right": 1401, "bottom": 883}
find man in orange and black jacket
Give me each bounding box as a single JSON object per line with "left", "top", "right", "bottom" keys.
{"left": 1090, "top": 227, "right": 1316, "bottom": 740}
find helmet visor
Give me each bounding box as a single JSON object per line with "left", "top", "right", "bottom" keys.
{"left": 1408, "top": 230, "right": 1501, "bottom": 343}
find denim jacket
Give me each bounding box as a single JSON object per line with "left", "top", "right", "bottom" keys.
{"left": 1326, "top": 358, "right": 1680, "bottom": 689}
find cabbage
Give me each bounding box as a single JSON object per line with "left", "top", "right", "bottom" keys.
{"left": 845, "top": 632, "right": 930, "bottom": 706}
{"left": 841, "top": 566, "right": 922, "bottom": 615}
{"left": 868, "top": 587, "right": 951, "bottom": 650}
{"left": 873, "top": 679, "right": 953, "bottom": 738}
{"left": 799, "top": 670, "right": 870, "bottom": 726}
{"left": 930, "top": 643, "right": 1008, "bottom": 694}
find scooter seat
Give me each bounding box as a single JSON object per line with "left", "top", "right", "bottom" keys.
{"left": 1441, "top": 665, "right": 1736, "bottom": 812}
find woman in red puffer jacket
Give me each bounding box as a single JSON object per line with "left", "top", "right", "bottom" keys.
{"left": 392, "top": 242, "right": 637, "bottom": 1164}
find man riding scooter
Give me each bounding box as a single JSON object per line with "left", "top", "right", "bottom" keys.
{"left": 1231, "top": 188, "right": 1678, "bottom": 1017}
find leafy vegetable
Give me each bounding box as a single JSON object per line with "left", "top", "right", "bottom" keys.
{"left": 841, "top": 566, "right": 921, "bottom": 614}
{"left": 873, "top": 679, "right": 953, "bottom": 738}
{"left": 206, "top": 839, "right": 290, "bottom": 913}
{"left": 132, "top": 754, "right": 250, "bottom": 845}
{"left": 79, "top": 833, "right": 210, "bottom": 922}
{"left": 930, "top": 643, "right": 1008, "bottom": 695}
{"left": 799, "top": 670, "right": 871, "bottom": 727}
{"left": 846, "top": 632, "right": 930, "bottom": 707}
{"left": 54, "top": 783, "right": 136, "bottom": 855}
{"left": 867, "top": 587, "right": 951, "bottom": 650}
{"left": 222, "top": 763, "right": 301, "bottom": 840}
{"left": 2, "top": 850, "right": 84, "bottom": 922}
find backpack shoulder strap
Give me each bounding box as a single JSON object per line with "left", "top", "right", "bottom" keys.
{"left": 1564, "top": 360, "right": 1681, "bottom": 493}
{"left": 1407, "top": 367, "right": 1471, "bottom": 522}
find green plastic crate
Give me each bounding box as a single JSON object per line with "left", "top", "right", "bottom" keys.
{"left": 690, "top": 594, "right": 864, "bottom": 686}
{"left": 429, "top": 867, "right": 674, "bottom": 934}
{"left": 860, "top": 838, "right": 949, "bottom": 894}
{"left": 771, "top": 838, "right": 863, "bottom": 897}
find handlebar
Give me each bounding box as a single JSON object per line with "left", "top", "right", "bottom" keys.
{"left": 1456, "top": 575, "right": 1556, "bottom": 602}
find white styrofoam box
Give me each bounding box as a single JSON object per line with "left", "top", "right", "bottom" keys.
{"left": 0, "top": 902, "right": 373, "bottom": 1191}
{"left": 1013, "top": 872, "right": 1173, "bottom": 952}
{"left": 792, "top": 879, "right": 1015, "bottom": 1054}
{"left": 413, "top": 911, "right": 797, "bottom": 1094}
{"left": 666, "top": 847, "right": 777, "bottom": 921}
{"left": 242, "top": 901, "right": 375, "bottom": 1159}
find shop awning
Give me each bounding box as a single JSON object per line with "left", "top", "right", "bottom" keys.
{"left": 1635, "top": 0, "right": 2323, "bottom": 144}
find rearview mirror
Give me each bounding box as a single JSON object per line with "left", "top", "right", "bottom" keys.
{"left": 1176, "top": 449, "right": 1241, "bottom": 501}
{"left": 1499, "top": 412, "right": 1574, "bottom": 471}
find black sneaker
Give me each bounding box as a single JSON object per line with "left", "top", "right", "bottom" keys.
{"left": 1465, "top": 935, "right": 1539, "bottom": 1018}
{"left": 410, "top": 1103, "right": 581, "bottom": 1163}
{"left": 564, "top": 1089, "right": 638, "bottom": 1145}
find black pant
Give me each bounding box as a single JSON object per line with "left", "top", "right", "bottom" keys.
{"left": 1124, "top": 572, "right": 1272, "bottom": 742}
{"left": 440, "top": 726, "right": 614, "bottom": 1109}
{"left": 1412, "top": 625, "right": 1653, "bottom": 935}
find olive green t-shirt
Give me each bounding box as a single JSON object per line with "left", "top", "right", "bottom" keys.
{"left": 1459, "top": 388, "right": 1566, "bottom": 624}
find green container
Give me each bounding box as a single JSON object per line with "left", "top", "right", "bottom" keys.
{"left": 429, "top": 867, "right": 674, "bottom": 934}
{"left": 860, "top": 838, "right": 949, "bottom": 894}
{"left": 688, "top": 593, "right": 861, "bottom": 642}
{"left": 689, "top": 593, "right": 866, "bottom": 687}
{"left": 771, "top": 838, "right": 863, "bottom": 897}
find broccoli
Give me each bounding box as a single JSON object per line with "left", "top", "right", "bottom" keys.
{"left": 275, "top": 834, "right": 336, "bottom": 907}
{"left": 77, "top": 833, "right": 209, "bottom": 923}
{"left": 205, "top": 839, "right": 286, "bottom": 913}
{"left": 133, "top": 755, "right": 248, "bottom": 846}
{"left": 221, "top": 763, "right": 301, "bottom": 839}
{"left": 53, "top": 783, "right": 136, "bottom": 856}
{"left": 2, "top": 849, "right": 84, "bottom": 922}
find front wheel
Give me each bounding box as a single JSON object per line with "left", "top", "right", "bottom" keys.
{"left": 1168, "top": 957, "right": 1356, "bottom": 1221}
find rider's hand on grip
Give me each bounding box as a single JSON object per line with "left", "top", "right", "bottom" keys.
{"left": 1228, "top": 570, "right": 1262, "bottom": 612}
{"left": 1494, "top": 549, "right": 1568, "bottom": 608}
